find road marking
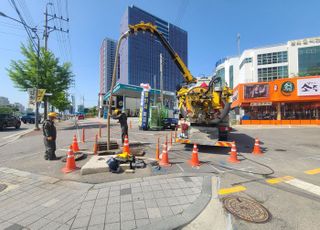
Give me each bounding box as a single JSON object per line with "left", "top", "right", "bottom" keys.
{"left": 265, "top": 176, "right": 294, "bottom": 184}
{"left": 285, "top": 178, "right": 320, "bottom": 196}
{"left": 304, "top": 168, "right": 320, "bottom": 175}
{"left": 218, "top": 185, "right": 246, "bottom": 195}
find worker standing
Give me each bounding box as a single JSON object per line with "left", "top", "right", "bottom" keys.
{"left": 112, "top": 109, "right": 128, "bottom": 144}
{"left": 43, "top": 112, "right": 58, "bottom": 160}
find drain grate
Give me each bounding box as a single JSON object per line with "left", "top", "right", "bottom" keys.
{"left": 222, "top": 196, "right": 271, "bottom": 223}
{"left": 0, "top": 183, "right": 8, "bottom": 192}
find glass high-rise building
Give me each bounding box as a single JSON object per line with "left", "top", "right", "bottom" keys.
{"left": 100, "top": 38, "right": 117, "bottom": 94}
{"left": 119, "top": 6, "right": 188, "bottom": 92}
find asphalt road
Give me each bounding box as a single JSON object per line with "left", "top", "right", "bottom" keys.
{"left": 0, "top": 118, "right": 319, "bottom": 229}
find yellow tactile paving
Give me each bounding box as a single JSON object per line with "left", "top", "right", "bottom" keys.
{"left": 304, "top": 168, "right": 320, "bottom": 175}
{"left": 265, "top": 176, "right": 294, "bottom": 184}
{"left": 218, "top": 185, "right": 246, "bottom": 195}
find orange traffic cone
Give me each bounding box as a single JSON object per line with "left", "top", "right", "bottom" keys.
{"left": 123, "top": 135, "right": 130, "bottom": 155}
{"left": 228, "top": 142, "right": 240, "bottom": 163}
{"left": 189, "top": 143, "right": 200, "bottom": 167}
{"left": 72, "top": 135, "right": 80, "bottom": 152}
{"left": 159, "top": 142, "right": 170, "bottom": 166}
{"left": 155, "top": 137, "right": 160, "bottom": 161}
{"left": 62, "top": 145, "right": 78, "bottom": 173}
{"left": 252, "top": 138, "right": 262, "bottom": 155}
{"left": 93, "top": 134, "right": 98, "bottom": 155}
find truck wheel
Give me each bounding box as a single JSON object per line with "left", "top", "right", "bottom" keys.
{"left": 15, "top": 123, "right": 21, "bottom": 129}
{"left": 1, "top": 123, "right": 6, "bottom": 130}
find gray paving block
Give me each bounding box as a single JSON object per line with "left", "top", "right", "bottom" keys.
{"left": 120, "top": 188, "right": 131, "bottom": 196}
{"left": 142, "top": 192, "right": 154, "bottom": 200}
{"left": 84, "top": 190, "right": 99, "bottom": 201}
{"left": 141, "top": 186, "right": 152, "bottom": 192}
{"left": 94, "top": 198, "right": 108, "bottom": 207}
{"left": 27, "top": 218, "right": 52, "bottom": 230}
{"left": 163, "top": 190, "right": 173, "bottom": 198}
{"left": 120, "top": 220, "right": 136, "bottom": 230}
{"left": 131, "top": 193, "right": 143, "bottom": 201}
{"left": 145, "top": 199, "right": 157, "bottom": 208}
{"left": 120, "top": 195, "right": 132, "bottom": 202}
{"left": 120, "top": 202, "right": 133, "bottom": 211}
{"left": 131, "top": 187, "right": 142, "bottom": 194}
{"left": 130, "top": 183, "right": 141, "bottom": 188}
{"left": 133, "top": 200, "right": 145, "bottom": 210}
{"left": 146, "top": 208, "right": 161, "bottom": 219}
{"left": 170, "top": 205, "right": 183, "bottom": 215}
{"left": 89, "top": 214, "right": 105, "bottom": 226}
{"left": 173, "top": 189, "right": 184, "bottom": 197}
{"left": 120, "top": 211, "right": 134, "bottom": 222}
{"left": 97, "top": 189, "right": 109, "bottom": 199}
{"left": 159, "top": 206, "right": 174, "bottom": 218}
{"left": 166, "top": 197, "right": 179, "bottom": 206}
{"left": 109, "top": 190, "right": 120, "bottom": 197}
{"left": 150, "top": 185, "right": 162, "bottom": 191}
{"left": 105, "top": 212, "right": 120, "bottom": 224}
{"left": 39, "top": 221, "right": 62, "bottom": 230}
{"left": 177, "top": 195, "right": 190, "bottom": 205}
{"left": 134, "top": 209, "right": 148, "bottom": 220}
{"left": 104, "top": 222, "right": 120, "bottom": 230}
{"left": 88, "top": 224, "right": 104, "bottom": 230}
{"left": 135, "top": 218, "right": 150, "bottom": 228}
{"left": 153, "top": 190, "right": 166, "bottom": 199}
{"left": 106, "top": 203, "right": 120, "bottom": 214}
{"left": 72, "top": 215, "right": 90, "bottom": 228}
{"left": 19, "top": 214, "right": 42, "bottom": 226}
{"left": 120, "top": 184, "right": 130, "bottom": 189}
{"left": 56, "top": 224, "right": 71, "bottom": 230}
{"left": 108, "top": 196, "right": 120, "bottom": 204}
{"left": 186, "top": 195, "right": 197, "bottom": 203}
{"left": 91, "top": 206, "right": 107, "bottom": 216}
{"left": 110, "top": 185, "right": 121, "bottom": 191}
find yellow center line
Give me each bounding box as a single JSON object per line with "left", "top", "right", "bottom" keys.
{"left": 304, "top": 168, "right": 320, "bottom": 175}
{"left": 265, "top": 176, "right": 294, "bottom": 184}
{"left": 218, "top": 185, "right": 246, "bottom": 195}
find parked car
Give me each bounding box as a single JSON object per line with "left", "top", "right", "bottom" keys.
{"left": 21, "top": 112, "right": 41, "bottom": 124}
{"left": 77, "top": 114, "right": 85, "bottom": 120}
{"left": 0, "top": 114, "right": 21, "bottom": 130}
{"left": 163, "top": 118, "right": 178, "bottom": 130}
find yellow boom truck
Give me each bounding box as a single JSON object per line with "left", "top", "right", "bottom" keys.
{"left": 126, "top": 22, "right": 233, "bottom": 146}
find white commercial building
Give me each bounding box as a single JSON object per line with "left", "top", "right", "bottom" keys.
{"left": 0, "top": 97, "right": 10, "bottom": 106}
{"left": 215, "top": 36, "right": 320, "bottom": 88}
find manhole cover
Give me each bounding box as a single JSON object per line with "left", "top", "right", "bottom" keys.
{"left": 0, "top": 183, "right": 8, "bottom": 192}
{"left": 274, "top": 149, "right": 286, "bottom": 152}
{"left": 222, "top": 196, "right": 271, "bottom": 223}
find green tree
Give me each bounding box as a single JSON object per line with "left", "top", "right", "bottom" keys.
{"left": 7, "top": 43, "right": 74, "bottom": 117}
{"left": 52, "top": 91, "right": 71, "bottom": 112}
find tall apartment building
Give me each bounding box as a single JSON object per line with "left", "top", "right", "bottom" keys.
{"left": 215, "top": 36, "right": 320, "bottom": 88}
{"left": 99, "top": 38, "right": 117, "bottom": 117}
{"left": 100, "top": 38, "right": 117, "bottom": 94}
{"left": 119, "top": 5, "right": 188, "bottom": 92}
{"left": 0, "top": 97, "right": 10, "bottom": 106}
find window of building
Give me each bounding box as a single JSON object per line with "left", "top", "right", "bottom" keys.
{"left": 229, "top": 65, "right": 234, "bottom": 88}
{"left": 257, "top": 66, "right": 288, "bottom": 82}
{"left": 216, "top": 68, "right": 225, "bottom": 85}
{"left": 257, "top": 51, "right": 288, "bottom": 65}
{"left": 298, "top": 46, "right": 320, "bottom": 76}
{"left": 239, "top": 58, "right": 252, "bottom": 69}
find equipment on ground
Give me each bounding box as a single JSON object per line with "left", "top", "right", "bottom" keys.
{"left": 122, "top": 22, "right": 233, "bottom": 145}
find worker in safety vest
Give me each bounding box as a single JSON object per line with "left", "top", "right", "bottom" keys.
{"left": 42, "top": 112, "right": 58, "bottom": 160}
{"left": 112, "top": 109, "right": 128, "bottom": 144}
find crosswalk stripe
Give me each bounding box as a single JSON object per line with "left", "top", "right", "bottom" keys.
{"left": 285, "top": 178, "right": 320, "bottom": 196}
{"left": 304, "top": 168, "right": 320, "bottom": 175}
{"left": 218, "top": 185, "right": 246, "bottom": 195}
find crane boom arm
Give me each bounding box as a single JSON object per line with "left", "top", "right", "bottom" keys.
{"left": 128, "top": 22, "right": 196, "bottom": 84}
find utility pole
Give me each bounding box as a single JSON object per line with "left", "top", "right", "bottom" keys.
{"left": 43, "top": 2, "right": 69, "bottom": 119}
{"left": 153, "top": 74, "right": 157, "bottom": 106}
{"left": 160, "top": 53, "right": 164, "bottom": 107}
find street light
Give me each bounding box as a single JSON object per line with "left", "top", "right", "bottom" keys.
{"left": 0, "top": 11, "right": 41, "bottom": 130}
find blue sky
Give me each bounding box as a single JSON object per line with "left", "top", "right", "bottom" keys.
{"left": 1, "top": 0, "right": 320, "bottom": 108}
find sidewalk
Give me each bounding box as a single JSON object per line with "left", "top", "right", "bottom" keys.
{"left": 0, "top": 167, "right": 213, "bottom": 230}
